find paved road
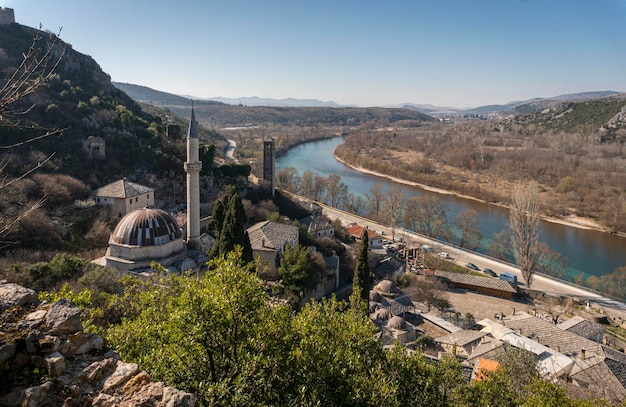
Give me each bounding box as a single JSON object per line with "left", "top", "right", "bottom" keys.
{"left": 318, "top": 201, "right": 626, "bottom": 319}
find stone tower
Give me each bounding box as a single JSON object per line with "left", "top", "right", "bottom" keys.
{"left": 263, "top": 137, "right": 275, "bottom": 196}
{"left": 184, "top": 106, "right": 202, "bottom": 250}
{"left": 0, "top": 7, "right": 15, "bottom": 25}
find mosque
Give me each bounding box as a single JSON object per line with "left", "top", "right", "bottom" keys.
{"left": 93, "top": 108, "right": 208, "bottom": 273}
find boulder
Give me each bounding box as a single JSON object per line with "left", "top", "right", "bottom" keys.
{"left": 102, "top": 361, "right": 139, "bottom": 392}
{"left": 44, "top": 298, "right": 82, "bottom": 335}
{"left": 0, "top": 283, "right": 38, "bottom": 311}
{"left": 44, "top": 351, "right": 65, "bottom": 376}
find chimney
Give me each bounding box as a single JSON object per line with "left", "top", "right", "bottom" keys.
{"left": 579, "top": 349, "right": 586, "bottom": 361}
{"left": 517, "top": 328, "right": 522, "bottom": 335}
{"left": 512, "top": 307, "right": 516, "bottom": 316}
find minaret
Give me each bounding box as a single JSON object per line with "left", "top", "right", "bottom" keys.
{"left": 184, "top": 106, "right": 202, "bottom": 250}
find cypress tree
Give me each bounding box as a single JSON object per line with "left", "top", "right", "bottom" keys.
{"left": 353, "top": 229, "right": 371, "bottom": 301}
{"left": 207, "top": 198, "right": 226, "bottom": 239}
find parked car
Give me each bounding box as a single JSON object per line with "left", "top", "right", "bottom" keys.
{"left": 439, "top": 252, "right": 451, "bottom": 259}
{"left": 393, "top": 236, "right": 404, "bottom": 242}
{"left": 499, "top": 272, "right": 518, "bottom": 285}
{"left": 375, "top": 230, "right": 385, "bottom": 235}
{"left": 465, "top": 262, "right": 481, "bottom": 271}
{"left": 483, "top": 268, "right": 497, "bottom": 277}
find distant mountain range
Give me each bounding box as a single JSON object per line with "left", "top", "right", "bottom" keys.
{"left": 113, "top": 82, "right": 623, "bottom": 117}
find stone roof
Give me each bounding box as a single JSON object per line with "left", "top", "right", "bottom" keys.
{"left": 92, "top": 178, "right": 153, "bottom": 199}
{"left": 558, "top": 316, "right": 605, "bottom": 342}
{"left": 373, "top": 257, "right": 405, "bottom": 279}
{"left": 436, "top": 330, "right": 487, "bottom": 347}
{"left": 435, "top": 270, "right": 517, "bottom": 293}
{"left": 374, "top": 280, "right": 400, "bottom": 295}
{"left": 246, "top": 221, "right": 299, "bottom": 252}
{"left": 109, "top": 208, "right": 182, "bottom": 247}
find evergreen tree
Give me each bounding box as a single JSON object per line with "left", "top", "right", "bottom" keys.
{"left": 353, "top": 229, "right": 371, "bottom": 301}
{"left": 242, "top": 231, "right": 254, "bottom": 264}
{"left": 207, "top": 198, "right": 226, "bottom": 239}
{"left": 210, "top": 190, "right": 252, "bottom": 261}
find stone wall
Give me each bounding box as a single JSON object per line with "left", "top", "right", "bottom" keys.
{"left": 0, "top": 281, "right": 196, "bottom": 406}
{"left": 0, "top": 7, "right": 15, "bottom": 25}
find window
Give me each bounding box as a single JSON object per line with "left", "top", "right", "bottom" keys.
{"left": 147, "top": 194, "right": 150, "bottom": 199}
{"left": 135, "top": 197, "right": 138, "bottom": 203}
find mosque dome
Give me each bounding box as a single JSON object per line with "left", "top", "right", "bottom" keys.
{"left": 109, "top": 208, "right": 182, "bottom": 246}
{"left": 373, "top": 308, "right": 393, "bottom": 321}
{"left": 374, "top": 280, "right": 399, "bottom": 295}
{"left": 369, "top": 290, "right": 383, "bottom": 303}
{"left": 177, "top": 257, "right": 197, "bottom": 273}
{"left": 387, "top": 316, "right": 407, "bottom": 330}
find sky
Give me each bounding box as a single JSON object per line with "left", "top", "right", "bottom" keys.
{"left": 3, "top": 0, "right": 626, "bottom": 108}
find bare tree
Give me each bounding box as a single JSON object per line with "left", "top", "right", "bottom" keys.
{"left": 324, "top": 173, "right": 348, "bottom": 208}
{"left": 487, "top": 229, "right": 512, "bottom": 261}
{"left": 535, "top": 241, "right": 569, "bottom": 279}
{"left": 1, "top": 28, "right": 65, "bottom": 249}
{"left": 364, "top": 183, "right": 385, "bottom": 222}
{"left": 381, "top": 186, "right": 406, "bottom": 240}
{"left": 402, "top": 195, "right": 451, "bottom": 241}
{"left": 456, "top": 209, "right": 482, "bottom": 250}
{"left": 509, "top": 182, "right": 540, "bottom": 287}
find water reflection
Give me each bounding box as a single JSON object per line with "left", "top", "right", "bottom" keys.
{"left": 276, "top": 137, "right": 626, "bottom": 280}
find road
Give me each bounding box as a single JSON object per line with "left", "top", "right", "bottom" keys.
{"left": 318, "top": 202, "right": 626, "bottom": 319}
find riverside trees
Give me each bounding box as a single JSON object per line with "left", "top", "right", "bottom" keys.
{"left": 509, "top": 182, "right": 540, "bottom": 287}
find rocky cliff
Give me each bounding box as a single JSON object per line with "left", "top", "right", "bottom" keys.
{"left": 0, "top": 281, "right": 196, "bottom": 407}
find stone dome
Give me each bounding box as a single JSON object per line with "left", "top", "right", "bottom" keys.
{"left": 373, "top": 308, "right": 393, "bottom": 321}
{"left": 177, "top": 257, "right": 197, "bottom": 273}
{"left": 387, "top": 315, "right": 407, "bottom": 330}
{"left": 109, "top": 208, "right": 182, "bottom": 246}
{"left": 374, "top": 280, "right": 399, "bottom": 295}
{"left": 369, "top": 290, "right": 383, "bottom": 303}
{"left": 368, "top": 302, "right": 381, "bottom": 313}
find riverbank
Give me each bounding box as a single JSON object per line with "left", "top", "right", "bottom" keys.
{"left": 334, "top": 154, "right": 607, "bottom": 234}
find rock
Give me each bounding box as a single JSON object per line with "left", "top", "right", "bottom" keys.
{"left": 44, "top": 298, "right": 82, "bottom": 335}
{"left": 0, "top": 283, "right": 38, "bottom": 312}
{"left": 79, "top": 358, "right": 117, "bottom": 383}
{"left": 102, "top": 361, "right": 139, "bottom": 392}
{"left": 44, "top": 351, "right": 65, "bottom": 376}
{"left": 0, "top": 381, "right": 53, "bottom": 407}
{"left": 162, "top": 386, "right": 198, "bottom": 407}
{"left": 10, "top": 352, "right": 30, "bottom": 370}
{"left": 38, "top": 335, "right": 61, "bottom": 353}
{"left": 75, "top": 334, "right": 104, "bottom": 355}
{"left": 18, "top": 309, "right": 47, "bottom": 330}
{"left": 125, "top": 381, "right": 164, "bottom": 405}
{"left": 0, "top": 343, "right": 16, "bottom": 366}
{"left": 25, "top": 331, "right": 44, "bottom": 353}
{"left": 120, "top": 371, "right": 151, "bottom": 395}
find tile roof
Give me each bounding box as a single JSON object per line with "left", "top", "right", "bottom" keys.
{"left": 92, "top": 178, "right": 153, "bottom": 199}
{"left": 435, "top": 270, "right": 517, "bottom": 293}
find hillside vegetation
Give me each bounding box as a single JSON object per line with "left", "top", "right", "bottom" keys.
{"left": 335, "top": 94, "right": 626, "bottom": 233}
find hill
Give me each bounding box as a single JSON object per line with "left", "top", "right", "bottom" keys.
{"left": 495, "top": 93, "right": 626, "bottom": 142}
{"left": 464, "top": 91, "right": 621, "bottom": 115}
{"left": 112, "top": 82, "right": 437, "bottom": 128}
{"left": 0, "top": 23, "right": 225, "bottom": 251}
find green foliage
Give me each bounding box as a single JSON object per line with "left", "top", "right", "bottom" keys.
{"left": 217, "top": 163, "right": 251, "bottom": 178}
{"left": 26, "top": 253, "right": 89, "bottom": 291}
{"left": 210, "top": 190, "right": 252, "bottom": 263}
{"left": 278, "top": 243, "right": 314, "bottom": 292}
{"left": 353, "top": 230, "right": 371, "bottom": 302}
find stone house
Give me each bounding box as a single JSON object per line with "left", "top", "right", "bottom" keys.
{"left": 346, "top": 224, "right": 384, "bottom": 248}
{"left": 246, "top": 221, "right": 299, "bottom": 273}
{"left": 91, "top": 178, "right": 154, "bottom": 218}
{"left": 298, "top": 215, "right": 335, "bottom": 239}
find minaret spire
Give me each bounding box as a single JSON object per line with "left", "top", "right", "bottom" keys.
{"left": 184, "top": 104, "right": 202, "bottom": 250}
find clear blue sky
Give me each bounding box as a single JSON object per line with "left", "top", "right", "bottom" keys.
{"left": 4, "top": 0, "right": 626, "bottom": 108}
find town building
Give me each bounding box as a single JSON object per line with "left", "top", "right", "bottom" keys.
{"left": 91, "top": 178, "right": 154, "bottom": 218}
{"left": 246, "top": 220, "right": 299, "bottom": 273}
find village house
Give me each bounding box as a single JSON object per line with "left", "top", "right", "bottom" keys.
{"left": 91, "top": 178, "right": 154, "bottom": 218}
{"left": 246, "top": 220, "right": 299, "bottom": 273}
{"left": 346, "top": 224, "right": 384, "bottom": 248}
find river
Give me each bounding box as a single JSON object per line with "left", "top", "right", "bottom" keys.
{"left": 276, "top": 136, "right": 626, "bottom": 281}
